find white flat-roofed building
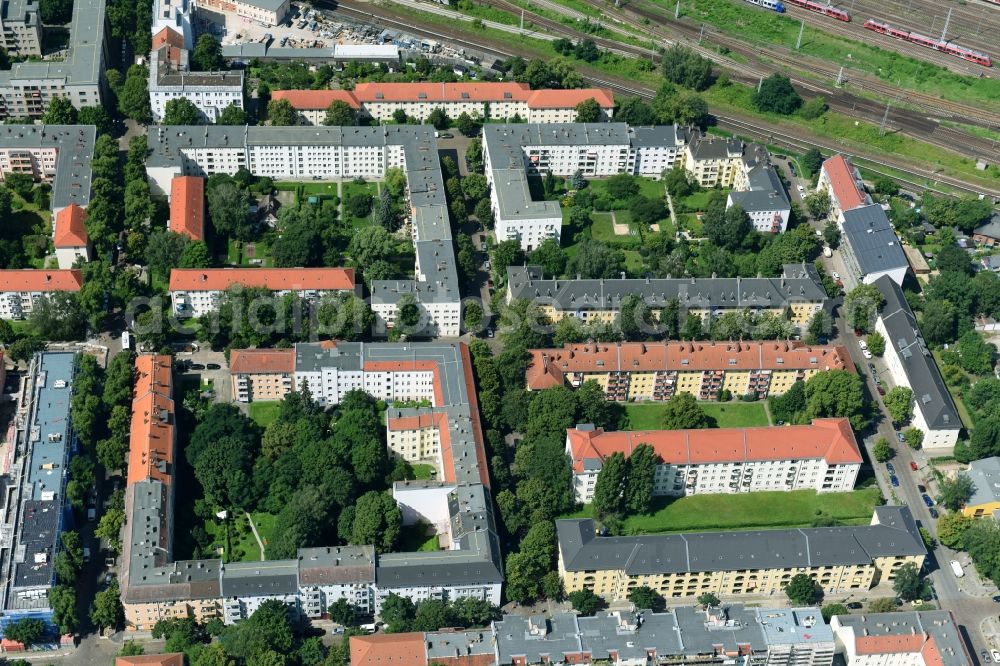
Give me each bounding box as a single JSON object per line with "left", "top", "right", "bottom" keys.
{"left": 196, "top": 0, "right": 289, "bottom": 26}
{"left": 0, "top": 0, "right": 42, "bottom": 57}
{"left": 483, "top": 123, "right": 689, "bottom": 250}
{"left": 841, "top": 205, "right": 909, "bottom": 285}
{"left": 831, "top": 612, "right": 972, "bottom": 666}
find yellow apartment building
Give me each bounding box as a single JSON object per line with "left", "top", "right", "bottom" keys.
{"left": 557, "top": 507, "right": 925, "bottom": 601}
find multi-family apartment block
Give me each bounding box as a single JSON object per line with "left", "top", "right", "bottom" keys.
{"left": 0, "top": 353, "right": 76, "bottom": 640}
{"left": 684, "top": 130, "right": 744, "bottom": 187}
{"left": 147, "top": 125, "right": 461, "bottom": 336}
{"left": 817, "top": 155, "right": 871, "bottom": 222}
{"left": 526, "top": 340, "right": 854, "bottom": 400}
{"left": 196, "top": 0, "right": 288, "bottom": 25}
{"left": 270, "top": 83, "right": 615, "bottom": 125}
{"left": 831, "top": 612, "right": 972, "bottom": 666}
{"left": 0, "top": 125, "right": 96, "bottom": 212}
{"left": 149, "top": 39, "right": 245, "bottom": 123}
{"left": 483, "top": 123, "right": 689, "bottom": 250}
{"left": 168, "top": 175, "right": 205, "bottom": 241}
{"left": 0, "top": 269, "right": 83, "bottom": 319}
{"left": 229, "top": 349, "right": 295, "bottom": 402}
{"left": 728, "top": 148, "right": 792, "bottom": 233}
{"left": 566, "top": 417, "right": 862, "bottom": 503}
{"left": 963, "top": 456, "right": 1000, "bottom": 518}
{"left": 168, "top": 267, "right": 355, "bottom": 318}
{"left": 873, "top": 276, "right": 960, "bottom": 450}
{"left": 557, "top": 506, "right": 925, "bottom": 601}
{"left": 506, "top": 262, "right": 827, "bottom": 328}
{"left": 840, "top": 205, "right": 909, "bottom": 285}
{"left": 0, "top": 0, "right": 106, "bottom": 118}
{"left": 127, "top": 343, "right": 502, "bottom": 628}
{"left": 53, "top": 204, "right": 91, "bottom": 268}
{"left": 352, "top": 605, "right": 835, "bottom": 666}
{"left": 0, "top": 0, "right": 42, "bottom": 57}
{"left": 121, "top": 354, "right": 382, "bottom": 630}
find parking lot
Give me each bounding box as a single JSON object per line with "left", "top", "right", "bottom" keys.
{"left": 198, "top": 3, "right": 388, "bottom": 51}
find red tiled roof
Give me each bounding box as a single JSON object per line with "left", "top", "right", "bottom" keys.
{"left": 54, "top": 204, "right": 89, "bottom": 248}
{"left": 350, "top": 633, "right": 427, "bottom": 666}
{"left": 128, "top": 355, "right": 175, "bottom": 488}
{"left": 230, "top": 348, "right": 295, "bottom": 375}
{"left": 271, "top": 89, "right": 360, "bottom": 110}
{"left": 152, "top": 28, "right": 185, "bottom": 67}
{"left": 168, "top": 268, "right": 355, "bottom": 292}
{"left": 116, "top": 654, "right": 185, "bottom": 666}
{"left": 526, "top": 341, "right": 854, "bottom": 390}
{"left": 169, "top": 176, "right": 205, "bottom": 242}
{"left": 0, "top": 269, "right": 83, "bottom": 292}
{"left": 821, "top": 155, "right": 867, "bottom": 212}
{"left": 855, "top": 634, "right": 928, "bottom": 656}
{"left": 566, "top": 418, "right": 862, "bottom": 471}
{"left": 527, "top": 88, "right": 614, "bottom": 109}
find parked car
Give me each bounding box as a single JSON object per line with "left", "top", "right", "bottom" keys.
{"left": 868, "top": 362, "right": 876, "bottom": 372}
{"left": 859, "top": 339, "right": 868, "bottom": 350}
{"left": 890, "top": 475, "right": 900, "bottom": 487}
{"left": 886, "top": 462, "right": 895, "bottom": 474}
{"left": 877, "top": 386, "right": 885, "bottom": 396}
{"left": 832, "top": 272, "right": 841, "bottom": 280}
{"left": 922, "top": 494, "right": 934, "bottom": 508}
{"left": 910, "top": 461, "right": 919, "bottom": 471}
{"left": 207, "top": 363, "right": 221, "bottom": 370}
{"left": 929, "top": 507, "right": 938, "bottom": 518}
{"left": 189, "top": 364, "right": 206, "bottom": 371}
{"left": 992, "top": 651, "right": 1000, "bottom": 663}
{"left": 917, "top": 484, "right": 926, "bottom": 493}
{"left": 981, "top": 651, "right": 990, "bottom": 664}
{"left": 846, "top": 602, "right": 863, "bottom": 609}
{"left": 438, "top": 132, "right": 454, "bottom": 139}
{"left": 896, "top": 431, "right": 906, "bottom": 443}
{"left": 862, "top": 349, "right": 873, "bottom": 359}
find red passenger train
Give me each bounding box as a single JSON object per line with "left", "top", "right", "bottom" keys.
{"left": 863, "top": 19, "right": 993, "bottom": 67}
{"left": 783, "top": 0, "right": 850, "bottom": 21}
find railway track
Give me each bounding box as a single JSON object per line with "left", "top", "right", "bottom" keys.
{"left": 842, "top": 0, "right": 1000, "bottom": 55}
{"left": 323, "top": 0, "right": 1000, "bottom": 195}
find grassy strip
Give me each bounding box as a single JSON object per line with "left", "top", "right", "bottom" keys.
{"left": 624, "top": 401, "right": 770, "bottom": 429}
{"left": 249, "top": 401, "right": 282, "bottom": 428}
{"left": 704, "top": 81, "right": 1000, "bottom": 190}
{"left": 649, "top": 0, "right": 1000, "bottom": 112}
{"left": 563, "top": 488, "right": 883, "bottom": 533}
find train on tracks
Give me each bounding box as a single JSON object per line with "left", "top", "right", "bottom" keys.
{"left": 864, "top": 19, "right": 993, "bottom": 67}
{"left": 784, "top": 0, "right": 850, "bottom": 21}
{"left": 742, "top": 0, "right": 785, "bottom": 12}
{"left": 741, "top": 0, "right": 851, "bottom": 21}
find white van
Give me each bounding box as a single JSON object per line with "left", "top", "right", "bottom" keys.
{"left": 950, "top": 560, "right": 964, "bottom": 577}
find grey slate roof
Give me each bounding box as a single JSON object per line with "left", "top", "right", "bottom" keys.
{"left": 629, "top": 124, "right": 689, "bottom": 148}
{"left": 0, "top": 0, "right": 105, "bottom": 87}
{"left": 974, "top": 213, "right": 1000, "bottom": 241}
{"left": 493, "top": 605, "right": 828, "bottom": 665}
{"left": 687, "top": 129, "right": 742, "bottom": 160}
{"left": 729, "top": 163, "right": 790, "bottom": 213}
{"left": 557, "top": 506, "right": 924, "bottom": 575}
{"left": 507, "top": 263, "right": 827, "bottom": 311}
{"left": 833, "top": 611, "right": 970, "bottom": 666}
{"left": 873, "top": 276, "right": 960, "bottom": 431}
{"left": 965, "top": 456, "right": 1000, "bottom": 509}
{"left": 0, "top": 125, "right": 96, "bottom": 210}
{"left": 841, "top": 205, "right": 908, "bottom": 277}
{"left": 221, "top": 561, "right": 298, "bottom": 597}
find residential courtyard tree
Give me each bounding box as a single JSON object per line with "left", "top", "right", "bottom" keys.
{"left": 873, "top": 437, "right": 894, "bottom": 463}
{"left": 937, "top": 473, "right": 976, "bottom": 511}
{"left": 784, "top": 573, "right": 820, "bottom": 605}
{"left": 892, "top": 563, "right": 923, "bottom": 602}
{"left": 660, "top": 393, "right": 710, "bottom": 430}
{"left": 883, "top": 386, "right": 914, "bottom": 425}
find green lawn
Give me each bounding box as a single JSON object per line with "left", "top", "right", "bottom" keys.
{"left": 398, "top": 523, "right": 441, "bottom": 552}
{"left": 701, "top": 402, "right": 771, "bottom": 428}
{"left": 624, "top": 401, "right": 770, "bottom": 430}
{"left": 227, "top": 238, "right": 272, "bottom": 266}
{"left": 342, "top": 180, "right": 380, "bottom": 227}
{"left": 249, "top": 402, "right": 281, "bottom": 428}
{"left": 275, "top": 181, "right": 340, "bottom": 198}
{"left": 411, "top": 463, "right": 437, "bottom": 480}
{"left": 676, "top": 190, "right": 717, "bottom": 213}
{"left": 563, "top": 488, "right": 883, "bottom": 534}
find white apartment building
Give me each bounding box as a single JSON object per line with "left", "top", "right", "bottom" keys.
{"left": 0, "top": 270, "right": 83, "bottom": 319}
{"left": 840, "top": 205, "right": 909, "bottom": 286}
{"left": 0, "top": 125, "right": 96, "bottom": 213}
{"left": 566, "top": 418, "right": 862, "bottom": 503}
{"left": 483, "top": 123, "right": 690, "bottom": 250}
{"left": 271, "top": 83, "right": 616, "bottom": 125}
{"left": 149, "top": 44, "right": 244, "bottom": 123}
{"left": 196, "top": 0, "right": 289, "bottom": 26}
{"left": 728, "top": 149, "right": 791, "bottom": 233}
{"left": 168, "top": 268, "right": 356, "bottom": 318}
{"left": 873, "top": 276, "right": 961, "bottom": 450}
{"left": 818, "top": 155, "right": 871, "bottom": 222}
{"left": 831, "top": 612, "right": 972, "bottom": 666}
{"left": 0, "top": 0, "right": 106, "bottom": 119}
{"left": 0, "top": 0, "right": 42, "bottom": 57}
{"left": 684, "top": 130, "right": 744, "bottom": 187}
